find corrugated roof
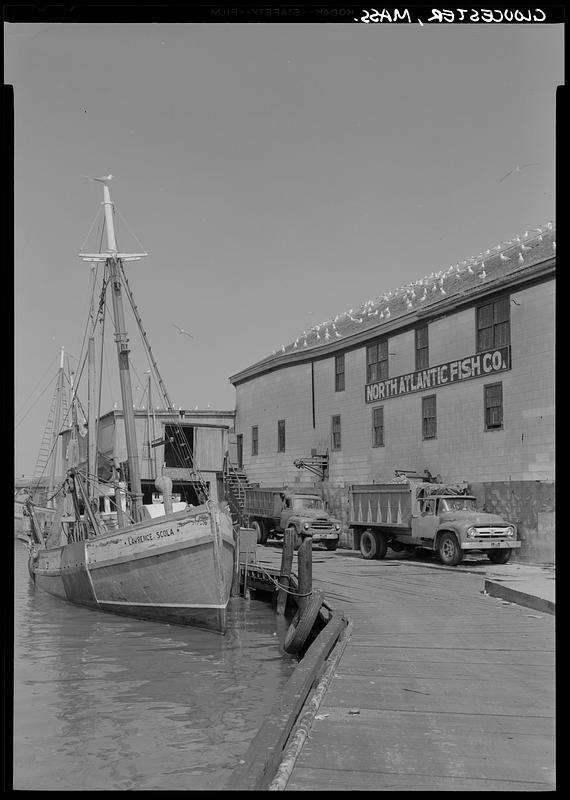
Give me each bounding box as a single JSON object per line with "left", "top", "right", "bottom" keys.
{"left": 231, "top": 222, "right": 555, "bottom": 382}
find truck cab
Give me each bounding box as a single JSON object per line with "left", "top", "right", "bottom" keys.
{"left": 278, "top": 492, "right": 342, "bottom": 550}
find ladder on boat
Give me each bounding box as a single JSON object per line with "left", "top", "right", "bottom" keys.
{"left": 33, "top": 362, "right": 69, "bottom": 480}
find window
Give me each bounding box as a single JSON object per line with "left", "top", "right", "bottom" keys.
{"left": 372, "top": 406, "right": 384, "bottom": 447}
{"left": 415, "top": 326, "right": 429, "bottom": 371}
{"left": 422, "top": 395, "right": 437, "bottom": 440}
{"left": 366, "top": 339, "right": 388, "bottom": 383}
{"left": 484, "top": 382, "right": 503, "bottom": 430}
{"left": 164, "top": 425, "right": 194, "bottom": 467}
{"left": 251, "top": 425, "right": 258, "bottom": 456}
{"left": 477, "top": 297, "right": 510, "bottom": 351}
{"left": 331, "top": 415, "right": 341, "bottom": 451}
{"left": 335, "top": 353, "right": 345, "bottom": 392}
{"left": 277, "top": 419, "right": 286, "bottom": 452}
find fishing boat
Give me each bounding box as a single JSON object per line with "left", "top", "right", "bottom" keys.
{"left": 26, "top": 176, "right": 235, "bottom": 633}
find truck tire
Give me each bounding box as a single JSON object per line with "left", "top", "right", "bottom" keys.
{"left": 360, "top": 530, "right": 387, "bottom": 560}
{"left": 487, "top": 548, "right": 512, "bottom": 564}
{"left": 283, "top": 590, "right": 323, "bottom": 655}
{"left": 251, "top": 520, "right": 264, "bottom": 545}
{"left": 437, "top": 532, "right": 463, "bottom": 566}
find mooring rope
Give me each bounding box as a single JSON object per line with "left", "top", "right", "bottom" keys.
{"left": 247, "top": 560, "right": 313, "bottom": 598}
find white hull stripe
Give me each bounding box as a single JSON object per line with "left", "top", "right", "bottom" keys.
{"left": 99, "top": 600, "right": 228, "bottom": 609}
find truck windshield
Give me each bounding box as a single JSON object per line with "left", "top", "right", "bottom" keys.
{"left": 439, "top": 497, "right": 477, "bottom": 512}
{"left": 291, "top": 497, "right": 324, "bottom": 511}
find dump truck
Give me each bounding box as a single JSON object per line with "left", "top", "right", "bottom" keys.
{"left": 243, "top": 486, "right": 342, "bottom": 550}
{"left": 348, "top": 475, "right": 520, "bottom": 566}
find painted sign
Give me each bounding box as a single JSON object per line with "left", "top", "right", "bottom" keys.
{"left": 365, "top": 346, "right": 511, "bottom": 403}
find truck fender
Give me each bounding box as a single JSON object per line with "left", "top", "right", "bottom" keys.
{"left": 434, "top": 528, "right": 460, "bottom": 550}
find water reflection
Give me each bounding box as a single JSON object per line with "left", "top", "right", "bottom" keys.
{"left": 14, "top": 543, "right": 295, "bottom": 790}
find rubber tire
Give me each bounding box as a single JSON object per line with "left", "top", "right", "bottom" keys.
{"left": 324, "top": 540, "right": 338, "bottom": 551}
{"left": 360, "top": 529, "right": 387, "bottom": 560}
{"left": 283, "top": 589, "right": 323, "bottom": 655}
{"left": 487, "top": 548, "right": 512, "bottom": 564}
{"left": 259, "top": 520, "right": 270, "bottom": 545}
{"left": 437, "top": 533, "right": 463, "bottom": 566}
{"left": 251, "top": 520, "right": 263, "bottom": 545}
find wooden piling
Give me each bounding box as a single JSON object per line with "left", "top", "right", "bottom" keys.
{"left": 277, "top": 528, "right": 295, "bottom": 615}
{"left": 297, "top": 534, "right": 313, "bottom": 615}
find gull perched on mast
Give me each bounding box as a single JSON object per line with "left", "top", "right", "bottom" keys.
{"left": 82, "top": 174, "right": 113, "bottom": 183}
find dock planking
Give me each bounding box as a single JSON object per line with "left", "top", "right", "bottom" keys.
{"left": 254, "top": 546, "right": 555, "bottom": 792}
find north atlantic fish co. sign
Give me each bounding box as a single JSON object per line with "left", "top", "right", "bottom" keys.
{"left": 365, "top": 346, "right": 511, "bottom": 403}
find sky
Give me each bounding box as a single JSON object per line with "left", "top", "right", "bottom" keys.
{"left": 7, "top": 21, "right": 563, "bottom": 477}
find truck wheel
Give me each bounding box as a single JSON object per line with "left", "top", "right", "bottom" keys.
{"left": 251, "top": 520, "right": 264, "bottom": 545}
{"left": 487, "top": 548, "right": 512, "bottom": 564}
{"left": 259, "top": 521, "right": 270, "bottom": 545}
{"left": 360, "top": 530, "right": 386, "bottom": 560}
{"left": 324, "top": 540, "right": 338, "bottom": 551}
{"left": 437, "top": 533, "right": 463, "bottom": 566}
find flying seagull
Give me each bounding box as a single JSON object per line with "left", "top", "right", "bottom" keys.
{"left": 499, "top": 163, "right": 539, "bottom": 183}
{"left": 82, "top": 174, "right": 113, "bottom": 183}
{"left": 172, "top": 324, "right": 193, "bottom": 338}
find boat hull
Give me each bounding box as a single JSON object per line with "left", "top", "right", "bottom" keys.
{"left": 28, "top": 507, "right": 236, "bottom": 633}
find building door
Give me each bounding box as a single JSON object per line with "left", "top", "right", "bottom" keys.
{"left": 236, "top": 434, "right": 243, "bottom": 469}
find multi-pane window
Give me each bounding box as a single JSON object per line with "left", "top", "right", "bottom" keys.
{"left": 251, "top": 425, "right": 258, "bottom": 456}
{"left": 372, "top": 406, "right": 384, "bottom": 447}
{"left": 331, "top": 415, "right": 341, "bottom": 451}
{"left": 484, "top": 383, "right": 503, "bottom": 430}
{"left": 277, "top": 419, "right": 286, "bottom": 452}
{"left": 335, "top": 353, "right": 345, "bottom": 392}
{"left": 366, "top": 340, "right": 388, "bottom": 383}
{"left": 422, "top": 395, "right": 437, "bottom": 440}
{"left": 415, "top": 326, "right": 429, "bottom": 371}
{"left": 477, "top": 297, "right": 510, "bottom": 351}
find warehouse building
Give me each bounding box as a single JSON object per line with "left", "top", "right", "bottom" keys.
{"left": 229, "top": 223, "right": 556, "bottom": 562}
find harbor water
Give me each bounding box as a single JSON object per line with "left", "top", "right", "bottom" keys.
{"left": 13, "top": 540, "right": 296, "bottom": 790}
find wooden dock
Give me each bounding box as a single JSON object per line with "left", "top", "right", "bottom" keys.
{"left": 234, "top": 545, "right": 555, "bottom": 792}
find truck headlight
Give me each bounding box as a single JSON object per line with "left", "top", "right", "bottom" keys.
{"left": 335, "top": 523, "right": 341, "bottom": 531}
{"left": 504, "top": 526, "right": 515, "bottom": 537}
{"left": 303, "top": 522, "right": 310, "bottom": 531}
{"left": 467, "top": 526, "right": 478, "bottom": 538}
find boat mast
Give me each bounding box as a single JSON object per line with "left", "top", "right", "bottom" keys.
{"left": 47, "top": 345, "right": 65, "bottom": 507}
{"left": 87, "top": 267, "right": 98, "bottom": 502}
{"left": 79, "top": 176, "right": 147, "bottom": 522}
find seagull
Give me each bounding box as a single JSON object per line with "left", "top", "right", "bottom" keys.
{"left": 499, "top": 163, "right": 539, "bottom": 183}
{"left": 82, "top": 174, "right": 113, "bottom": 183}
{"left": 172, "top": 324, "right": 193, "bottom": 338}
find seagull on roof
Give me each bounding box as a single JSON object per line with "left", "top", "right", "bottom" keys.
{"left": 82, "top": 174, "right": 113, "bottom": 183}
{"left": 498, "top": 163, "right": 539, "bottom": 183}
{"left": 172, "top": 324, "right": 193, "bottom": 338}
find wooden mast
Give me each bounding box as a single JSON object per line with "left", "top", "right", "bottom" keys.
{"left": 87, "top": 267, "right": 98, "bottom": 501}
{"left": 79, "top": 176, "right": 148, "bottom": 522}
{"left": 47, "top": 346, "right": 65, "bottom": 507}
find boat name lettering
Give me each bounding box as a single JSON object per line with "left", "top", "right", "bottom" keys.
{"left": 155, "top": 528, "right": 175, "bottom": 539}
{"left": 126, "top": 528, "right": 175, "bottom": 546}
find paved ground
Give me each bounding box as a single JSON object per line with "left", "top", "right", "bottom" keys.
{"left": 257, "top": 546, "right": 556, "bottom": 792}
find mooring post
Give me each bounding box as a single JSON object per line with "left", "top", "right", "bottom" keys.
{"left": 297, "top": 533, "right": 313, "bottom": 615}
{"left": 230, "top": 525, "right": 241, "bottom": 597}
{"left": 276, "top": 528, "right": 295, "bottom": 615}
